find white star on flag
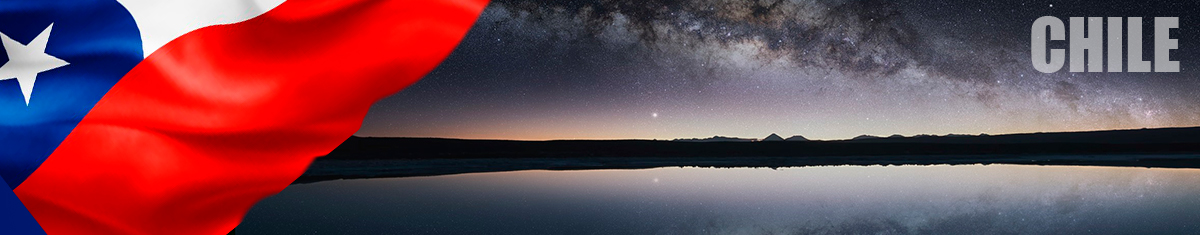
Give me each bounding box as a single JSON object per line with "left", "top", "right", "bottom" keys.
{"left": 0, "top": 24, "right": 70, "bottom": 106}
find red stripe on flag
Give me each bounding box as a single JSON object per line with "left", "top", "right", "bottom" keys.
{"left": 14, "top": 0, "right": 488, "bottom": 234}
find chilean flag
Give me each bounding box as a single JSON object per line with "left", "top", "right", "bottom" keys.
{"left": 0, "top": 0, "right": 488, "bottom": 234}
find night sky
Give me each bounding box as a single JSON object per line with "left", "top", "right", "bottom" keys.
{"left": 357, "top": 0, "right": 1200, "bottom": 140}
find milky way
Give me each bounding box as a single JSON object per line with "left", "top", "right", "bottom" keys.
{"left": 359, "top": 0, "right": 1200, "bottom": 140}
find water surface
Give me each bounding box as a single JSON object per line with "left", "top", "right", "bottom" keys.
{"left": 242, "top": 165, "right": 1200, "bottom": 234}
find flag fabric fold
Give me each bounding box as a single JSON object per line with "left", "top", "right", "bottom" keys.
{"left": 0, "top": 176, "right": 43, "bottom": 235}
{"left": 7, "top": 0, "right": 489, "bottom": 234}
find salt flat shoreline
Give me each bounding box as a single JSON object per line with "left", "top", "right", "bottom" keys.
{"left": 294, "top": 154, "right": 1200, "bottom": 184}
{"left": 296, "top": 127, "right": 1200, "bottom": 184}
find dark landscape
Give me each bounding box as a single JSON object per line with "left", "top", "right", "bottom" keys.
{"left": 296, "top": 127, "right": 1200, "bottom": 184}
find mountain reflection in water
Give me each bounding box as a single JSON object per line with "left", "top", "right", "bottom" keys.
{"left": 242, "top": 164, "right": 1200, "bottom": 234}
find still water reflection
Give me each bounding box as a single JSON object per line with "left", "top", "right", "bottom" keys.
{"left": 241, "top": 165, "right": 1200, "bottom": 234}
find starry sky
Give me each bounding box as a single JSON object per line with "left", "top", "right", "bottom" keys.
{"left": 357, "top": 0, "right": 1200, "bottom": 140}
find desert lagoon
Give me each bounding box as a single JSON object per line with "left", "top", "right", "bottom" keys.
{"left": 240, "top": 164, "right": 1200, "bottom": 234}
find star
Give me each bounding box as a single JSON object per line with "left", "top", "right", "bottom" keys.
{"left": 0, "top": 24, "right": 69, "bottom": 106}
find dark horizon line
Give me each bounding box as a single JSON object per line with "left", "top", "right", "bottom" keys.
{"left": 352, "top": 125, "right": 1200, "bottom": 142}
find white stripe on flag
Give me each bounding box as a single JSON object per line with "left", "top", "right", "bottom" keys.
{"left": 116, "top": 0, "right": 287, "bottom": 58}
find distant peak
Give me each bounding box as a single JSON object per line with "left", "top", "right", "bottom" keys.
{"left": 762, "top": 133, "right": 784, "bottom": 141}
{"left": 673, "top": 136, "right": 756, "bottom": 142}
{"left": 851, "top": 135, "right": 881, "bottom": 140}
{"left": 785, "top": 135, "right": 809, "bottom": 141}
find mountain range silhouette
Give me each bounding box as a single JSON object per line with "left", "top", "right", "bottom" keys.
{"left": 294, "top": 126, "right": 1200, "bottom": 183}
